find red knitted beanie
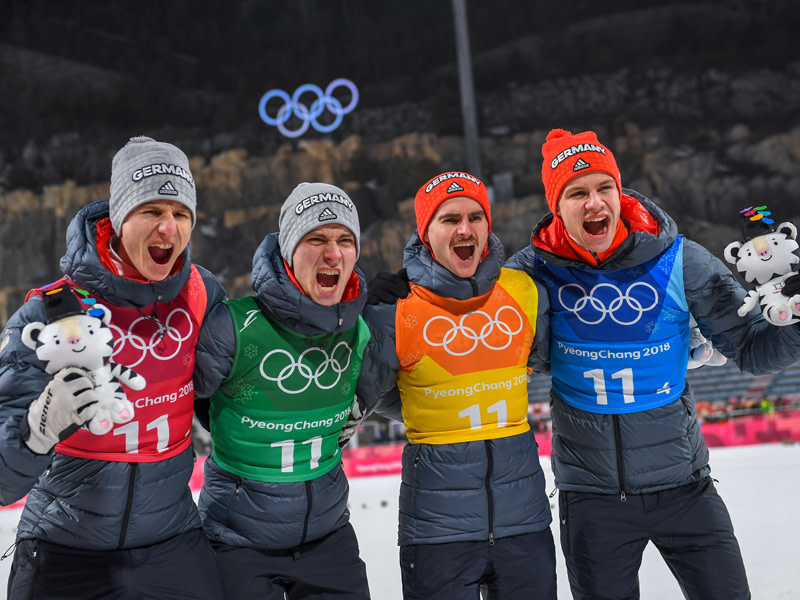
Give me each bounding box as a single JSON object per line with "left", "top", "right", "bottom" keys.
{"left": 541, "top": 129, "right": 622, "bottom": 213}
{"left": 414, "top": 171, "right": 492, "bottom": 239}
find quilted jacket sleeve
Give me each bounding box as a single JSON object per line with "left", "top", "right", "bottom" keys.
{"left": 527, "top": 278, "right": 551, "bottom": 376}
{"left": 683, "top": 238, "right": 800, "bottom": 374}
{"left": 192, "top": 265, "right": 232, "bottom": 429}
{"left": 0, "top": 296, "right": 57, "bottom": 505}
{"left": 193, "top": 301, "right": 235, "bottom": 398}
{"left": 356, "top": 302, "right": 403, "bottom": 422}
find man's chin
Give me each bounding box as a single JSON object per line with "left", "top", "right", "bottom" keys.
{"left": 582, "top": 238, "right": 613, "bottom": 254}
{"left": 310, "top": 288, "right": 344, "bottom": 306}
{"left": 138, "top": 260, "right": 175, "bottom": 282}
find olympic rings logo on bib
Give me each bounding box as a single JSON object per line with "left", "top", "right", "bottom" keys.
{"left": 558, "top": 282, "right": 659, "bottom": 325}
{"left": 258, "top": 79, "right": 359, "bottom": 138}
{"left": 259, "top": 341, "right": 353, "bottom": 394}
{"left": 423, "top": 307, "right": 524, "bottom": 357}
{"left": 110, "top": 308, "right": 194, "bottom": 368}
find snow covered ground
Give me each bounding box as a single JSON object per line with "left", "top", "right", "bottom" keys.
{"left": 0, "top": 443, "right": 798, "bottom": 599}
{"left": 347, "top": 443, "right": 800, "bottom": 600}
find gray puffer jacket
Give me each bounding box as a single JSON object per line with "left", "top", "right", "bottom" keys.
{"left": 0, "top": 199, "right": 226, "bottom": 549}
{"left": 357, "top": 232, "right": 553, "bottom": 546}
{"left": 194, "top": 232, "right": 368, "bottom": 550}
{"left": 506, "top": 189, "right": 800, "bottom": 495}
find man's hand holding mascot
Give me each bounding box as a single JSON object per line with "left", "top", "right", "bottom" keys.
{"left": 20, "top": 286, "right": 145, "bottom": 454}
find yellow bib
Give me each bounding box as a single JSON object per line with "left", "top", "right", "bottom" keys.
{"left": 396, "top": 269, "right": 538, "bottom": 444}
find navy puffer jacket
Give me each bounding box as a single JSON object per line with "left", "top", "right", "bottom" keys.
{"left": 194, "top": 232, "right": 369, "bottom": 550}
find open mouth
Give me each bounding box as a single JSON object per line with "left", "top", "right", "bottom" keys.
{"left": 583, "top": 217, "right": 608, "bottom": 237}
{"left": 316, "top": 269, "right": 340, "bottom": 291}
{"left": 453, "top": 242, "right": 475, "bottom": 262}
{"left": 149, "top": 243, "right": 174, "bottom": 265}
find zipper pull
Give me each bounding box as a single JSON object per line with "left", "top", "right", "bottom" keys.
{"left": 548, "top": 487, "right": 557, "bottom": 499}
{"left": 620, "top": 491, "right": 627, "bottom": 502}
{"left": 488, "top": 532, "right": 495, "bottom": 546}
{"left": 1, "top": 541, "right": 16, "bottom": 561}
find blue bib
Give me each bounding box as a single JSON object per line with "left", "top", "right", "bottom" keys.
{"left": 537, "top": 238, "right": 690, "bottom": 414}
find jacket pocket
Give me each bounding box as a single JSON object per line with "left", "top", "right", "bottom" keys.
{"left": 558, "top": 490, "right": 570, "bottom": 556}
{"left": 7, "top": 539, "right": 39, "bottom": 600}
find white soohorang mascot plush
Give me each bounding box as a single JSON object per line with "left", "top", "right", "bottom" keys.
{"left": 724, "top": 206, "right": 800, "bottom": 326}
{"left": 21, "top": 285, "right": 146, "bottom": 435}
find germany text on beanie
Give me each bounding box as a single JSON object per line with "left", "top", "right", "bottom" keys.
{"left": 414, "top": 171, "right": 492, "bottom": 241}
{"left": 541, "top": 129, "right": 621, "bottom": 213}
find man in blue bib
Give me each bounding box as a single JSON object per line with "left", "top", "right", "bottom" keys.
{"left": 506, "top": 129, "right": 800, "bottom": 600}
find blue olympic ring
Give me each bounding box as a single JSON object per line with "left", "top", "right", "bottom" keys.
{"left": 258, "top": 79, "right": 359, "bottom": 138}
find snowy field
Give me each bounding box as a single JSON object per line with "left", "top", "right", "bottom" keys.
{"left": 347, "top": 443, "right": 800, "bottom": 600}
{"left": 0, "top": 443, "right": 798, "bottom": 599}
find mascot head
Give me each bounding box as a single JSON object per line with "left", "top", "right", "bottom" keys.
{"left": 724, "top": 206, "right": 799, "bottom": 285}
{"left": 21, "top": 286, "right": 114, "bottom": 374}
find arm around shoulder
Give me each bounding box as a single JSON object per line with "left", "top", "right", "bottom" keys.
{"left": 195, "top": 264, "right": 228, "bottom": 315}
{"left": 194, "top": 301, "right": 235, "bottom": 402}
{"left": 357, "top": 303, "right": 403, "bottom": 422}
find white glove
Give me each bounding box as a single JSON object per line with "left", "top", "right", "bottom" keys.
{"left": 338, "top": 397, "right": 366, "bottom": 448}
{"left": 21, "top": 367, "right": 100, "bottom": 454}
{"left": 687, "top": 316, "right": 727, "bottom": 369}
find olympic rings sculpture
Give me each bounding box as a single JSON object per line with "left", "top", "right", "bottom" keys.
{"left": 558, "top": 282, "right": 659, "bottom": 326}
{"left": 110, "top": 308, "right": 194, "bottom": 368}
{"left": 423, "top": 307, "right": 524, "bottom": 357}
{"left": 259, "top": 341, "right": 353, "bottom": 394}
{"left": 258, "top": 79, "right": 359, "bottom": 138}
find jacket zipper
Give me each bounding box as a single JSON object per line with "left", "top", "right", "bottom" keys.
{"left": 484, "top": 440, "right": 495, "bottom": 545}
{"left": 612, "top": 415, "right": 627, "bottom": 501}
{"left": 117, "top": 463, "right": 138, "bottom": 548}
{"left": 470, "top": 277, "right": 479, "bottom": 296}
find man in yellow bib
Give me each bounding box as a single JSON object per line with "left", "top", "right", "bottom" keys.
{"left": 357, "top": 172, "right": 557, "bottom": 600}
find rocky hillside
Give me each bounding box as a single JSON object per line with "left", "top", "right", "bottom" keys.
{"left": 1, "top": 2, "right": 799, "bottom": 321}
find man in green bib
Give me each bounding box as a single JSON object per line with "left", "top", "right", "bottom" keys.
{"left": 193, "top": 182, "right": 371, "bottom": 600}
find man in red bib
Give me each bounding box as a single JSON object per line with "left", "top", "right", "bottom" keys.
{"left": 0, "top": 136, "right": 226, "bottom": 599}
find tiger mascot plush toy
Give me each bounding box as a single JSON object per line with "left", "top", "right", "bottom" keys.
{"left": 724, "top": 205, "right": 800, "bottom": 326}
{"left": 21, "top": 285, "right": 146, "bottom": 435}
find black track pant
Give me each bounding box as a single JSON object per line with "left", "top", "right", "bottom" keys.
{"left": 212, "top": 523, "right": 370, "bottom": 600}
{"left": 399, "top": 528, "right": 557, "bottom": 600}
{"left": 559, "top": 477, "right": 751, "bottom": 600}
{"left": 7, "top": 528, "right": 226, "bottom": 600}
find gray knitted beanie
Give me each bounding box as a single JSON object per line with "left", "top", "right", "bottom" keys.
{"left": 278, "top": 182, "right": 360, "bottom": 267}
{"left": 109, "top": 136, "right": 196, "bottom": 234}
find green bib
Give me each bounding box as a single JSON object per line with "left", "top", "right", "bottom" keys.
{"left": 209, "top": 296, "right": 370, "bottom": 482}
